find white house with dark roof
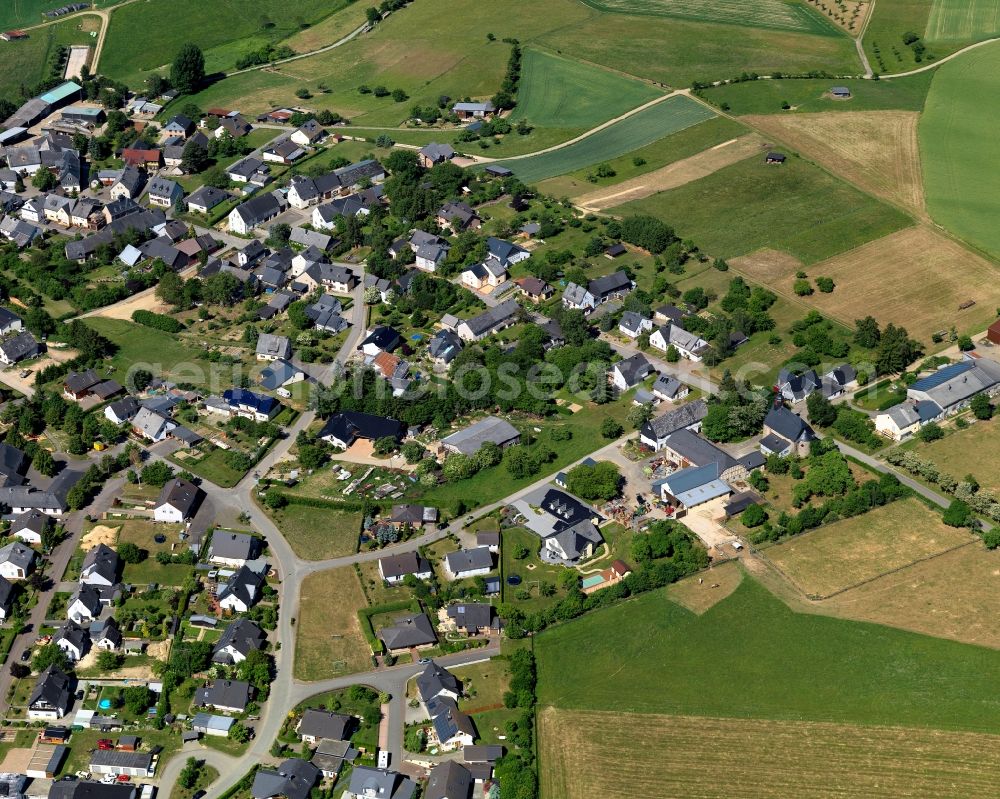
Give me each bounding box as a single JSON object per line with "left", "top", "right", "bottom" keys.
{"left": 640, "top": 399, "right": 709, "bottom": 451}
{"left": 443, "top": 547, "right": 493, "bottom": 581}
{"left": 610, "top": 353, "right": 653, "bottom": 391}
{"left": 154, "top": 478, "right": 203, "bottom": 523}
{"left": 209, "top": 530, "right": 260, "bottom": 567}
{"left": 0, "top": 541, "right": 35, "bottom": 580}
{"left": 649, "top": 324, "right": 709, "bottom": 362}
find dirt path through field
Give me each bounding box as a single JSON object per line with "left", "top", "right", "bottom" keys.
{"left": 575, "top": 134, "right": 767, "bottom": 210}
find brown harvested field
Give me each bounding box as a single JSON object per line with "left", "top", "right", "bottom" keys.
{"left": 819, "top": 542, "right": 1000, "bottom": 648}
{"left": 666, "top": 560, "right": 742, "bottom": 613}
{"left": 538, "top": 707, "right": 1000, "bottom": 799}
{"left": 744, "top": 111, "right": 924, "bottom": 213}
{"left": 575, "top": 134, "right": 767, "bottom": 210}
{"left": 294, "top": 566, "right": 371, "bottom": 679}
{"left": 765, "top": 498, "right": 974, "bottom": 598}
{"left": 733, "top": 227, "right": 1000, "bottom": 340}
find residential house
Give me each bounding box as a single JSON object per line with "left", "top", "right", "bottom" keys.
{"left": 300, "top": 263, "right": 357, "bottom": 294}
{"left": 655, "top": 462, "right": 733, "bottom": 511}
{"left": 875, "top": 400, "right": 941, "bottom": 441}
{"left": 215, "top": 115, "right": 253, "bottom": 138}
{"left": 639, "top": 399, "right": 709, "bottom": 451}
{"left": 256, "top": 333, "right": 292, "bottom": 361}
{"left": 424, "top": 762, "right": 472, "bottom": 799}
{"left": 67, "top": 583, "right": 103, "bottom": 624}
{"left": 290, "top": 119, "right": 327, "bottom": 147}
{"left": 359, "top": 326, "right": 402, "bottom": 357}
{"left": 196, "top": 679, "right": 253, "bottom": 713}
{"left": 389, "top": 504, "right": 438, "bottom": 529}
{"left": 776, "top": 368, "right": 819, "bottom": 403}
{"left": 658, "top": 428, "right": 747, "bottom": 484}
{"left": 259, "top": 359, "right": 306, "bottom": 392}
{"left": 649, "top": 324, "right": 709, "bottom": 362}
{"left": 425, "top": 695, "right": 476, "bottom": 750}
{"left": 619, "top": 311, "right": 653, "bottom": 339}
{"left": 146, "top": 177, "right": 183, "bottom": 208}
{"left": 561, "top": 282, "right": 596, "bottom": 312}
{"left": 0, "top": 575, "right": 14, "bottom": 621}
{"left": 186, "top": 185, "right": 231, "bottom": 214}
{"left": 417, "top": 661, "right": 461, "bottom": 704}
{"left": 441, "top": 416, "right": 520, "bottom": 455}
{"left": 10, "top": 509, "right": 49, "bottom": 545}
{"left": 227, "top": 157, "right": 270, "bottom": 186}
{"left": 342, "top": 768, "right": 416, "bottom": 799}
{"left": 514, "top": 276, "right": 552, "bottom": 303}
{"left": 153, "top": 478, "right": 203, "bottom": 523}
{"left": 461, "top": 260, "right": 507, "bottom": 291}
{"left": 378, "top": 551, "right": 433, "bottom": 585}
{"left": 0, "top": 442, "right": 28, "bottom": 487}
{"left": 455, "top": 299, "right": 520, "bottom": 342}
{"left": 252, "top": 759, "right": 319, "bottom": 799}
{"left": 414, "top": 239, "right": 450, "bottom": 272}
{"left": 163, "top": 115, "right": 195, "bottom": 137}
{"left": 104, "top": 397, "right": 140, "bottom": 426}
{"left": 485, "top": 236, "right": 529, "bottom": 268}
{"left": 319, "top": 411, "right": 405, "bottom": 449}
{"left": 28, "top": 666, "right": 74, "bottom": 720}
{"left": 310, "top": 738, "right": 358, "bottom": 780}
{"left": 589, "top": 271, "right": 633, "bottom": 305}
{"left": 262, "top": 139, "right": 306, "bottom": 165}
{"left": 0, "top": 541, "right": 35, "bottom": 580}
{"left": 79, "top": 544, "right": 119, "bottom": 587}
{"left": 429, "top": 329, "right": 462, "bottom": 365}
{"left": 820, "top": 364, "right": 858, "bottom": 399}
{"left": 297, "top": 710, "right": 352, "bottom": 745}
{"left": 761, "top": 406, "right": 816, "bottom": 458}
{"left": 418, "top": 143, "right": 455, "bottom": 168}
{"left": 209, "top": 531, "right": 261, "bottom": 568}
{"left": 436, "top": 201, "right": 480, "bottom": 232}
{"left": 905, "top": 358, "right": 1000, "bottom": 416}
{"left": 452, "top": 101, "right": 495, "bottom": 119}
{"left": 223, "top": 388, "right": 280, "bottom": 421}
{"left": 54, "top": 621, "right": 89, "bottom": 662}
{"left": 610, "top": 353, "right": 653, "bottom": 391}
{"left": 445, "top": 603, "right": 499, "bottom": 635}
{"left": 0, "top": 331, "right": 40, "bottom": 365}
{"left": 509, "top": 486, "right": 605, "bottom": 564}
{"left": 289, "top": 226, "right": 332, "bottom": 251}
{"left": 377, "top": 613, "right": 437, "bottom": 652}
{"left": 122, "top": 146, "right": 161, "bottom": 170}
{"left": 90, "top": 617, "right": 122, "bottom": 651}
{"left": 651, "top": 375, "right": 689, "bottom": 403}
{"left": 213, "top": 618, "right": 267, "bottom": 665}
{"left": 131, "top": 407, "right": 176, "bottom": 442}
{"left": 229, "top": 192, "right": 286, "bottom": 235}
{"left": 442, "top": 547, "right": 493, "bottom": 581}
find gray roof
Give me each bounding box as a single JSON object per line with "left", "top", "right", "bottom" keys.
{"left": 614, "top": 353, "right": 652, "bottom": 387}
{"left": 252, "top": 759, "right": 318, "bottom": 799}
{"left": 444, "top": 547, "right": 492, "bottom": 575}
{"left": 256, "top": 333, "right": 292, "bottom": 359}
{"left": 297, "top": 709, "right": 351, "bottom": 741}
{"left": 378, "top": 551, "right": 431, "bottom": 580}
{"left": 210, "top": 531, "right": 259, "bottom": 561}
{"left": 589, "top": 270, "right": 632, "bottom": 298}
{"left": 29, "top": 665, "right": 72, "bottom": 712}
{"left": 0, "top": 540, "right": 35, "bottom": 570}
{"left": 764, "top": 406, "right": 815, "bottom": 443}
{"left": 89, "top": 750, "right": 153, "bottom": 770}
{"left": 419, "top": 143, "right": 455, "bottom": 162}
{"left": 663, "top": 428, "right": 739, "bottom": 472}
{"left": 416, "top": 661, "right": 460, "bottom": 703}
{"left": 377, "top": 613, "right": 437, "bottom": 650}
{"left": 155, "top": 477, "right": 202, "bottom": 517}
{"left": 81, "top": 543, "right": 119, "bottom": 582}
{"left": 642, "top": 399, "right": 708, "bottom": 441}
{"left": 446, "top": 602, "right": 497, "bottom": 632}
{"left": 441, "top": 416, "right": 519, "bottom": 455}
{"left": 217, "top": 565, "right": 264, "bottom": 608}
{"left": 12, "top": 509, "right": 49, "bottom": 535}
{"left": 196, "top": 678, "right": 252, "bottom": 711}
{"left": 232, "top": 192, "right": 283, "bottom": 227}
{"left": 457, "top": 298, "right": 520, "bottom": 338}
{"left": 346, "top": 767, "right": 416, "bottom": 799}
{"left": 425, "top": 761, "right": 472, "bottom": 799}
{"left": 186, "top": 185, "right": 231, "bottom": 210}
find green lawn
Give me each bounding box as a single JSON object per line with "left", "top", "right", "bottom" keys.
{"left": 82, "top": 317, "right": 215, "bottom": 390}
{"left": 862, "top": 0, "right": 937, "bottom": 72}
{"left": 262, "top": 503, "right": 361, "bottom": 560}
{"left": 576, "top": 0, "right": 840, "bottom": 35}
{"left": 537, "top": 114, "right": 746, "bottom": 198}
{"left": 0, "top": 0, "right": 84, "bottom": 28}
{"left": 537, "top": 576, "right": 1000, "bottom": 733}
{"left": 852, "top": 379, "right": 907, "bottom": 411}
{"left": 0, "top": 15, "right": 101, "bottom": 98}
{"left": 615, "top": 154, "right": 913, "bottom": 265}
{"left": 171, "top": 447, "right": 247, "bottom": 488}
{"left": 99, "top": 0, "right": 355, "bottom": 85}
{"left": 510, "top": 48, "right": 662, "bottom": 129}
{"left": 115, "top": 520, "right": 195, "bottom": 585}
{"left": 500, "top": 527, "right": 570, "bottom": 614}
{"left": 925, "top": 0, "right": 1000, "bottom": 40}
{"left": 495, "top": 94, "right": 717, "bottom": 184}
{"left": 697, "top": 73, "right": 934, "bottom": 115}
{"left": 920, "top": 42, "right": 1000, "bottom": 261}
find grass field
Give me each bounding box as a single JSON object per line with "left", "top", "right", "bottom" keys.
{"left": 262, "top": 504, "right": 361, "bottom": 560}
{"left": 746, "top": 111, "right": 925, "bottom": 213}
{"left": 0, "top": 0, "right": 83, "bottom": 29}
{"left": 536, "top": 577, "right": 1000, "bottom": 732}
{"left": 732, "top": 226, "right": 1000, "bottom": 340}
{"left": 576, "top": 0, "right": 839, "bottom": 35}
{"left": 99, "top": 0, "right": 353, "bottom": 85}
{"left": 820, "top": 542, "right": 1000, "bottom": 648}
{"left": 510, "top": 48, "right": 662, "bottom": 129}
{"left": 699, "top": 74, "right": 934, "bottom": 115}
{"left": 171, "top": 447, "right": 247, "bottom": 488}
{"left": 295, "top": 566, "right": 371, "bottom": 679}
{"left": 536, "top": 115, "right": 745, "bottom": 198}
{"left": 926, "top": 0, "right": 1000, "bottom": 40}
{"left": 539, "top": 707, "right": 1000, "bottom": 799}
{"left": 862, "top": 0, "right": 935, "bottom": 71}
{"left": 921, "top": 42, "right": 1000, "bottom": 261}
{"left": 114, "top": 520, "right": 193, "bottom": 585}
{"left": 497, "top": 94, "right": 716, "bottom": 184}
{"left": 615, "top": 155, "right": 912, "bottom": 265}
{"left": 0, "top": 14, "right": 100, "bottom": 98}
{"left": 665, "top": 560, "right": 742, "bottom": 613}
{"left": 916, "top": 417, "right": 1000, "bottom": 493}
{"left": 766, "top": 498, "right": 974, "bottom": 598}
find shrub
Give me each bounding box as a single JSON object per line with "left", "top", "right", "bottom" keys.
{"left": 793, "top": 279, "right": 813, "bottom": 296}
{"left": 132, "top": 309, "right": 183, "bottom": 333}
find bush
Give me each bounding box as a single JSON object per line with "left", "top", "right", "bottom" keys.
{"left": 918, "top": 423, "right": 944, "bottom": 442}
{"left": 793, "top": 279, "right": 813, "bottom": 296}
{"left": 132, "top": 309, "right": 183, "bottom": 333}
{"left": 600, "top": 418, "right": 623, "bottom": 439}
{"left": 815, "top": 277, "right": 835, "bottom": 293}
{"left": 740, "top": 504, "right": 767, "bottom": 528}
{"left": 943, "top": 498, "right": 973, "bottom": 528}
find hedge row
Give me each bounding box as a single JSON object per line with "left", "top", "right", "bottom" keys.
{"left": 132, "top": 309, "right": 184, "bottom": 333}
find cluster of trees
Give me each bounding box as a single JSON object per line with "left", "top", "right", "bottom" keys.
{"left": 807, "top": 392, "right": 883, "bottom": 449}
{"left": 683, "top": 277, "right": 776, "bottom": 365}
{"left": 492, "top": 41, "right": 522, "bottom": 111}
{"left": 235, "top": 43, "right": 295, "bottom": 70}
{"left": 565, "top": 461, "right": 621, "bottom": 501}
{"left": 631, "top": 520, "right": 709, "bottom": 566}
{"left": 853, "top": 315, "right": 922, "bottom": 375}
{"left": 34, "top": 320, "right": 115, "bottom": 388}
{"left": 886, "top": 448, "right": 1000, "bottom": 526}
{"left": 702, "top": 371, "right": 770, "bottom": 442}
{"left": 495, "top": 649, "right": 538, "bottom": 799}
{"left": 1, "top": 386, "right": 124, "bottom": 457}
{"left": 618, "top": 215, "right": 680, "bottom": 255}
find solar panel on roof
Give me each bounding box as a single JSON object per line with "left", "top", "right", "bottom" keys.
{"left": 910, "top": 361, "right": 974, "bottom": 391}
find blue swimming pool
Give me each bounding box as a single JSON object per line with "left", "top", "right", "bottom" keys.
{"left": 99, "top": 698, "right": 112, "bottom": 710}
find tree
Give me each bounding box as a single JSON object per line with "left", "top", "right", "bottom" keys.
{"left": 181, "top": 139, "right": 210, "bottom": 173}
{"left": 971, "top": 392, "right": 993, "bottom": 420}
{"left": 32, "top": 449, "right": 56, "bottom": 477}
{"left": 943, "top": 498, "right": 973, "bottom": 527}
{"left": 178, "top": 758, "right": 202, "bottom": 790}
{"left": 117, "top": 541, "right": 144, "bottom": 564}
{"left": 267, "top": 223, "right": 291, "bottom": 248}
{"left": 918, "top": 422, "right": 944, "bottom": 442}
{"left": 264, "top": 489, "right": 287, "bottom": 509}
{"left": 140, "top": 461, "right": 174, "bottom": 487}
{"left": 740, "top": 504, "right": 767, "bottom": 528}
{"left": 958, "top": 335, "right": 975, "bottom": 351}
{"left": 793, "top": 278, "right": 813, "bottom": 296}
{"left": 854, "top": 316, "right": 881, "bottom": 349}
{"left": 600, "top": 418, "right": 623, "bottom": 439}
{"left": 297, "top": 444, "right": 326, "bottom": 470}
{"left": 983, "top": 528, "right": 1000, "bottom": 550}
{"left": 805, "top": 391, "right": 837, "bottom": 427}
{"left": 156, "top": 271, "right": 185, "bottom": 307}
{"left": 875, "top": 323, "right": 919, "bottom": 375}
{"left": 566, "top": 461, "right": 621, "bottom": 501}
{"left": 97, "top": 650, "right": 124, "bottom": 670}
{"left": 32, "top": 168, "right": 57, "bottom": 191}
{"left": 202, "top": 165, "right": 230, "bottom": 189}
{"left": 123, "top": 685, "right": 153, "bottom": 715}
{"left": 130, "top": 368, "right": 153, "bottom": 393}
{"left": 228, "top": 722, "right": 252, "bottom": 743}
{"left": 665, "top": 345, "right": 680, "bottom": 363}
{"left": 374, "top": 436, "right": 397, "bottom": 455}
{"left": 401, "top": 441, "right": 425, "bottom": 464}
{"left": 9, "top": 662, "right": 29, "bottom": 679}
{"left": 171, "top": 43, "right": 206, "bottom": 94}
{"left": 626, "top": 404, "right": 652, "bottom": 430}
{"left": 32, "top": 643, "right": 70, "bottom": 674}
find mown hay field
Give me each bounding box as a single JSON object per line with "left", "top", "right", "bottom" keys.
{"left": 766, "top": 498, "right": 974, "bottom": 598}
{"left": 294, "top": 567, "right": 371, "bottom": 679}
{"left": 926, "top": 0, "right": 1000, "bottom": 40}
{"left": 576, "top": 0, "right": 839, "bottom": 34}
{"left": 746, "top": 110, "right": 925, "bottom": 213}
{"left": 539, "top": 707, "right": 1000, "bottom": 799}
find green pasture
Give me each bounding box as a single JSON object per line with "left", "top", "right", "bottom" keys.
{"left": 576, "top": 0, "right": 839, "bottom": 35}
{"left": 0, "top": 0, "right": 81, "bottom": 29}
{"left": 537, "top": 576, "right": 1000, "bottom": 733}
{"left": 614, "top": 154, "right": 912, "bottom": 264}
{"left": 920, "top": 42, "right": 1000, "bottom": 260}
{"left": 510, "top": 48, "right": 662, "bottom": 129}
{"left": 0, "top": 15, "right": 98, "bottom": 99}
{"left": 497, "top": 94, "right": 716, "bottom": 184}
{"left": 926, "top": 0, "right": 1000, "bottom": 41}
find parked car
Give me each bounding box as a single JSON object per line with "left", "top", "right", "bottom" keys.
{"left": 19, "top": 649, "right": 30, "bottom": 662}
